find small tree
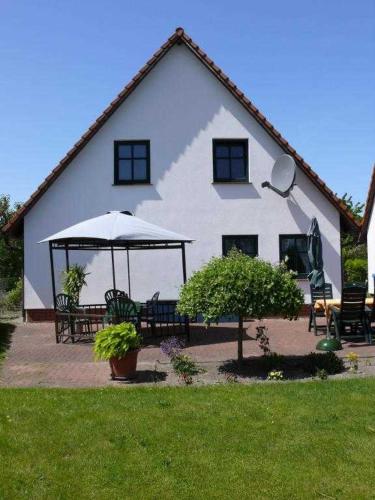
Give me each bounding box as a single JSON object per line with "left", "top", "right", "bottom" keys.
{"left": 177, "top": 250, "right": 304, "bottom": 364}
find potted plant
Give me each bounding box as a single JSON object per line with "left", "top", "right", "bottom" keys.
{"left": 61, "top": 264, "right": 89, "bottom": 305}
{"left": 94, "top": 322, "right": 141, "bottom": 379}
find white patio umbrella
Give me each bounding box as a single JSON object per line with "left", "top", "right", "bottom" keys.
{"left": 40, "top": 211, "right": 193, "bottom": 243}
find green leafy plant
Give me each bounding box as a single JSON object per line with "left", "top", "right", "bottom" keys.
{"left": 1, "top": 278, "right": 22, "bottom": 310}
{"left": 345, "top": 352, "right": 359, "bottom": 373}
{"left": 339, "top": 193, "right": 364, "bottom": 221}
{"left": 61, "top": 264, "right": 89, "bottom": 304}
{"left": 94, "top": 322, "right": 141, "bottom": 361}
{"left": 316, "top": 368, "right": 328, "bottom": 380}
{"left": 267, "top": 370, "right": 284, "bottom": 381}
{"left": 305, "top": 352, "right": 344, "bottom": 375}
{"left": 344, "top": 258, "right": 367, "bottom": 284}
{"left": 178, "top": 250, "right": 304, "bottom": 363}
{"left": 0, "top": 194, "right": 23, "bottom": 292}
{"left": 172, "top": 354, "right": 200, "bottom": 385}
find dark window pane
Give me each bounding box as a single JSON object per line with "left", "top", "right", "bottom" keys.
{"left": 118, "top": 159, "right": 132, "bottom": 180}
{"left": 133, "top": 159, "right": 147, "bottom": 180}
{"left": 118, "top": 145, "right": 132, "bottom": 158}
{"left": 230, "top": 145, "right": 245, "bottom": 158}
{"left": 223, "top": 236, "right": 257, "bottom": 258}
{"left": 281, "top": 237, "right": 293, "bottom": 253}
{"left": 231, "top": 158, "right": 246, "bottom": 180}
{"left": 133, "top": 144, "right": 147, "bottom": 158}
{"left": 296, "top": 238, "right": 307, "bottom": 252}
{"left": 215, "top": 145, "right": 229, "bottom": 158}
{"left": 280, "top": 235, "right": 309, "bottom": 276}
{"left": 216, "top": 159, "right": 230, "bottom": 179}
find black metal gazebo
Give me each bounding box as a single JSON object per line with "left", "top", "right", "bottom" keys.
{"left": 40, "top": 211, "right": 193, "bottom": 341}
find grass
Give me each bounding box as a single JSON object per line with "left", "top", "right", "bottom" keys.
{"left": 0, "top": 380, "right": 375, "bottom": 498}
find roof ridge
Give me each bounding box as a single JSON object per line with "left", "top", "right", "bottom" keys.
{"left": 2, "top": 27, "right": 359, "bottom": 235}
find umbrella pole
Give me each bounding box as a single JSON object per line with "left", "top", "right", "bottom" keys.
{"left": 323, "top": 289, "right": 331, "bottom": 339}
{"left": 126, "top": 249, "right": 131, "bottom": 298}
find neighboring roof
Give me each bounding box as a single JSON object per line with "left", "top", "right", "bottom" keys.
{"left": 359, "top": 165, "right": 375, "bottom": 242}
{"left": 3, "top": 27, "right": 360, "bottom": 236}
{"left": 39, "top": 211, "right": 193, "bottom": 245}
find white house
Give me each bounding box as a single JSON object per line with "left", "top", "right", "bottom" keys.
{"left": 360, "top": 166, "right": 375, "bottom": 293}
{"left": 3, "top": 27, "right": 358, "bottom": 321}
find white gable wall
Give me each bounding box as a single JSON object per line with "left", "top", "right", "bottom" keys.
{"left": 367, "top": 202, "right": 375, "bottom": 294}
{"left": 24, "top": 44, "right": 342, "bottom": 309}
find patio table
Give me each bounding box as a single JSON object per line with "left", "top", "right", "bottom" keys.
{"left": 314, "top": 298, "right": 373, "bottom": 317}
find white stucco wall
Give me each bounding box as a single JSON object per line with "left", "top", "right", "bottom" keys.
{"left": 367, "top": 202, "right": 375, "bottom": 294}
{"left": 23, "top": 44, "right": 342, "bottom": 309}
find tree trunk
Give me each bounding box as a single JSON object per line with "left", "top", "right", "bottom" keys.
{"left": 238, "top": 316, "right": 243, "bottom": 365}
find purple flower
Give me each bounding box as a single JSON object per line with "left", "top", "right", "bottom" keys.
{"left": 160, "top": 337, "right": 185, "bottom": 359}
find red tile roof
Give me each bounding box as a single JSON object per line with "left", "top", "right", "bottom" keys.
{"left": 359, "top": 165, "right": 375, "bottom": 242}
{"left": 2, "top": 27, "right": 360, "bottom": 236}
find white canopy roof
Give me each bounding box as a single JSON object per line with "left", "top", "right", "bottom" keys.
{"left": 40, "top": 211, "right": 193, "bottom": 244}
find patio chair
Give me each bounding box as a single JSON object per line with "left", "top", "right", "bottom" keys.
{"left": 308, "top": 283, "right": 333, "bottom": 335}
{"left": 55, "top": 293, "right": 92, "bottom": 341}
{"left": 142, "top": 291, "right": 160, "bottom": 336}
{"left": 331, "top": 284, "right": 369, "bottom": 342}
{"left": 104, "top": 288, "right": 128, "bottom": 305}
{"left": 105, "top": 296, "right": 140, "bottom": 330}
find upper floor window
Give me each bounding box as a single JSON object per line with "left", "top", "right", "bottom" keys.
{"left": 114, "top": 140, "right": 150, "bottom": 184}
{"left": 222, "top": 235, "right": 258, "bottom": 258}
{"left": 213, "top": 139, "right": 248, "bottom": 182}
{"left": 279, "top": 234, "right": 309, "bottom": 278}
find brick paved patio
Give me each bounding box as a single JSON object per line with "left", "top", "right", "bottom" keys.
{"left": 1, "top": 318, "right": 375, "bottom": 387}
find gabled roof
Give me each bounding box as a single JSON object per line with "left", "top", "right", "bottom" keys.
{"left": 3, "top": 27, "right": 360, "bottom": 236}
{"left": 359, "top": 165, "right": 375, "bottom": 242}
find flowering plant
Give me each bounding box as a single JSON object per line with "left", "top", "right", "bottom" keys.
{"left": 160, "top": 337, "right": 185, "bottom": 359}
{"left": 267, "top": 370, "right": 284, "bottom": 381}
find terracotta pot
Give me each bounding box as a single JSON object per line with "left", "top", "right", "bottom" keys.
{"left": 109, "top": 350, "right": 140, "bottom": 379}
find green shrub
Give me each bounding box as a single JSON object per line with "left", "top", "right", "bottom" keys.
{"left": 2, "top": 278, "right": 22, "bottom": 310}
{"left": 344, "top": 258, "right": 367, "bottom": 284}
{"left": 61, "top": 264, "right": 89, "bottom": 304}
{"left": 94, "top": 322, "right": 141, "bottom": 361}
{"left": 305, "top": 352, "right": 344, "bottom": 375}
{"left": 178, "top": 250, "right": 304, "bottom": 362}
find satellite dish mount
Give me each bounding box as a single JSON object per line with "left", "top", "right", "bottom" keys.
{"left": 261, "top": 154, "right": 296, "bottom": 198}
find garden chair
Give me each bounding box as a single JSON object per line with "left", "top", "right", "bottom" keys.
{"left": 55, "top": 293, "right": 91, "bottom": 341}
{"left": 308, "top": 283, "right": 333, "bottom": 335}
{"left": 331, "top": 284, "right": 369, "bottom": 342}
{"left": 142, "top": 291, "right": 160, "bottom": 336}
{"left": 104, "top": 288, "right": 128, "bottom": 305}
{"left": 105, "top": 296, "right": 140, "bottom": 330}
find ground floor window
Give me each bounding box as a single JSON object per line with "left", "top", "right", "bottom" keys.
{"left": 279, "top": 234, "right": 309, "bottom": 278}
{"left": 222, "top": 235, "right": 258, "bottom": 258}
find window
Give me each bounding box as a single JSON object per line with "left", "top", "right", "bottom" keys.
{"left": 213, "top": 139, "right": 248, "bottom": 182}
{"left": 114, "top": 140, "right": 150, "bottom": 184}
{"left": 279, "top": 235, "right": 310, "bottom": 278}
{"left": 222, "top": 235, "right": 258, "bottom": 258}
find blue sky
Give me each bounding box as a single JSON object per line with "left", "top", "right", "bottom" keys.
{"left": 0, "top": 0, "right": 374, "bottom": 207}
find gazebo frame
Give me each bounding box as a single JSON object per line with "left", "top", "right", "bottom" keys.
{"left": 48, "top": 238, "right": 188, "bottom": 305}
{"left": 48, "top": 238, "right": 190, "bottom": 341}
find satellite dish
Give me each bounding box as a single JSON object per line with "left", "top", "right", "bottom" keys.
{"left": 261, "top": 155, "right": 296, "bottom": 198}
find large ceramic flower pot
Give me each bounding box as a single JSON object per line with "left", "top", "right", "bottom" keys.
{"left": 109, "top": 350, "right": 139, "bottom": 379}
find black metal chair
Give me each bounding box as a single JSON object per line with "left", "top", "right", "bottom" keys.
{"left": 142, "top": 291, "right": 160, "bottom": 336}
{"left": 106, "top": 296, "right": 140, "bottom": 330}
{"left": 308, "top": 283, "right": 333, "bottom": 335}
{"left": 104, "top": 288, "right": 128, "bottom": 305}
{"left": 55, "top": 293, "right": 91, "bottom": 341}
{"left": 331, "top": 284, "right": 369, "bottom": 342}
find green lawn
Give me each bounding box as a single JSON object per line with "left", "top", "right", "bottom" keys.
{"left": 0, "top": 380, "right": 375, "bottom": 499}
